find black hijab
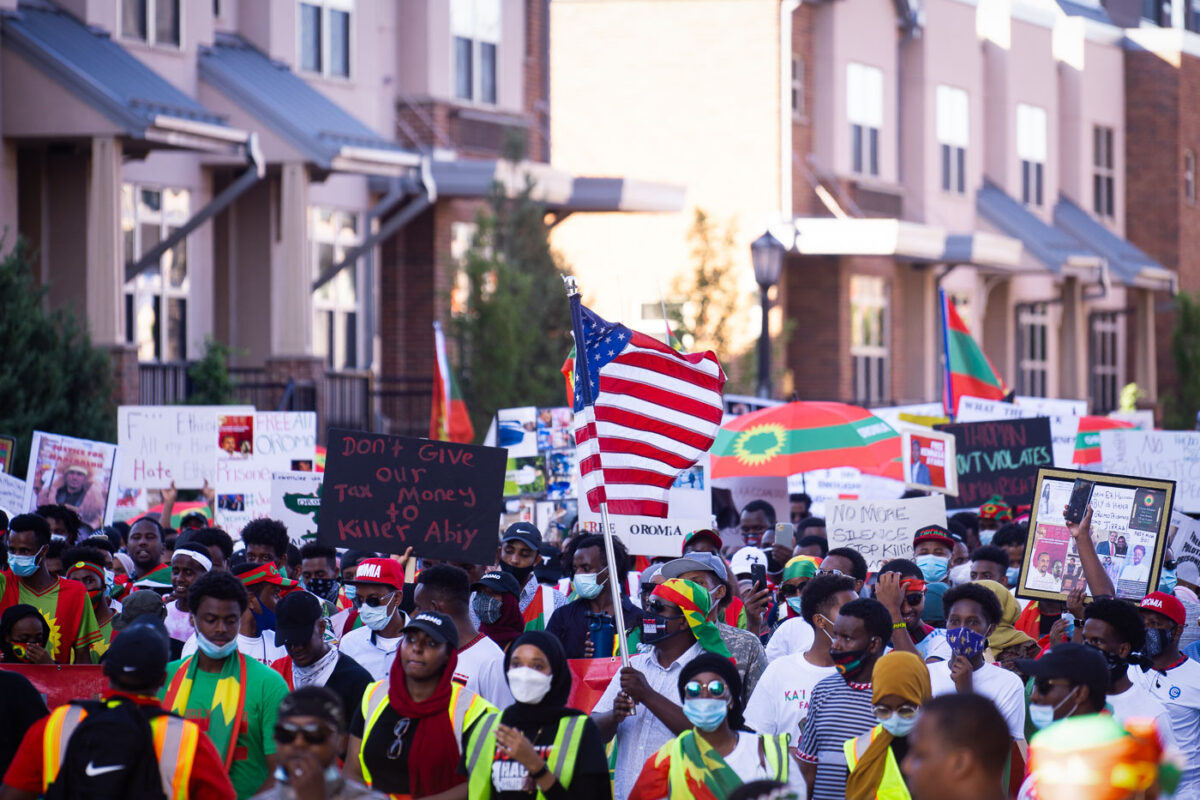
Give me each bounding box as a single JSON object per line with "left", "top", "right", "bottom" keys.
{"left": 0, "top": 604, "right": 50, "bottom": 662}
{"left": 501, "top": 630, "right": 580, "bottom": 728}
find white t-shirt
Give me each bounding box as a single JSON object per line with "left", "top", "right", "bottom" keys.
{"left": 1132, "top": 659, "right": 1200, "bottom": 793}
{"left": 164, "top": 600, "right": 193, "bottom": 642}
{"left": 339, "top": 625, "right": 402, "bottom": 681}
{"left": 1108, "top": 680, "right": 1177, "bottom": 749}
{"left": 181, "top": 631, "right": 286, "bottom": 664}
{"left": 454, "top": 633, "right": 515, "bottom": 708}
{"left": 744, "top": 652, "right": 838, "bottom": 742}
{"left": 928, "top": 660, "right": 1027, "bottom": 741}
{"left": 914, "top": 628, "right": 952, "bottom": 662}
{"left": 722, "top": 731, "right": 809, "bottom": 796}
{"left": 765, "top": 617, "right": 815, "bottom": 662}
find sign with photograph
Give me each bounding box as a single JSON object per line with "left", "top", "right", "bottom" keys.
{"left": 827, "top": 494, "right": 948, "bottom": 571}
{"left": 22, "top": 431, "right": 120, "bottom": 529}
{"left": 118, "top": 405, "right": 254, "bottom": 489}
{"left": 215, "top": 412, "right": 317, "bottom": 535}
{"left": 581, "top": 455, "right": 711, "bottom": 557}
{"left": 903, "top": 428, "right": 958, "bottom": 496}
{"left": 1097, "top": 430, "right": 1200, "bottom": 513}
{"left": 1017, "top": 467, "right": 1175, "bottom": 602}
{"left": 0, "top": 435, "right": 15, "bottom": 474}
{"left": 936, "top": 417, "right": 1054, "bottom": 508}
{"left": 317, "top": 429, "right": 507, "bottom": 563}
{"left": 271, "top": 470, "right": 323, "bottom": 546}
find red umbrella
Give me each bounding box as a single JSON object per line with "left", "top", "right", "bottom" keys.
{"left": 1072, "top": 416, "right": 1136, "bottom": 464}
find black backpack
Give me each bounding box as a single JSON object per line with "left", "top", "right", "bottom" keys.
{"left": 44, "top": 697, "right": 169, "bottom": 800}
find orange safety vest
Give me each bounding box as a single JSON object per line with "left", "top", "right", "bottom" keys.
{"left": 41, "top": 701, "right": 200, "bottom": 800}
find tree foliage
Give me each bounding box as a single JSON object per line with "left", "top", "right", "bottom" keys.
{"left": 1166, "top": 291, "right": 1200, "bottom": 429}
{"left": 186, "top": 336, "right": 238, "bottom": 406}
{"left": 0, "top": 238, "right": 114, "bottom": 476}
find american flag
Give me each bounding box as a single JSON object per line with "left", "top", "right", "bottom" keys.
{"left": 572, "top": 305, "right": 725, "bottom": 517}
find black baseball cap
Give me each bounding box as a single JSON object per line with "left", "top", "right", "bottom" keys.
{"left": 275, "top": 591, "right": 323, "bottom": 646}
{"left": 473, "top": 570, "right": 521, "bottom": 597}
{"left": 104, "top": 618, "right": 170, "bottom": 685}
{"left": 501, "top": 521, "right": 542, "bottom": 549}
{"left": 402, "top": 611, "right": 459, "bottom": 649}
{"left": 1016, "top": 643, "right": 1109, "bottom": 703}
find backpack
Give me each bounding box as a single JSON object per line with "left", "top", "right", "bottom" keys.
{"left": 44, "top": 697, "right": 169, "bottom": 800}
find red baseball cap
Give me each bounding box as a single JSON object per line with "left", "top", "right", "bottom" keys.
{"left": 1139, "top": 591, "right": 1186, "bottom": 627}
{"left": 352, "top": 558, "right": 404, "bottom": 588}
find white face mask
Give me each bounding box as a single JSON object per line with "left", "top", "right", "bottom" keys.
{"left": 507, "top": 666, "right": 553, "bottom": 704}
{"left": 358, "top": 601, "right": 394, "bottom": 631}
{"left": 948, "top": 562, "right": 972, "bottom": 586}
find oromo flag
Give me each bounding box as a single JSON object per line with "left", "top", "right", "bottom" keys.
{"left": 940, "top": 288, "right": 1007, "bottom": 416}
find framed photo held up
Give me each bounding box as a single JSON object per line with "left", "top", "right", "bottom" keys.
{"left": 902, "top": 427, "right": 958, "bottom": 496}
{"left": 1016, "top": 467, "right": 1175, "bottom": 603}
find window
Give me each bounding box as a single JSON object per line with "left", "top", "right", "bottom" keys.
{"left": 1144, "top": 0, "right": 1172, "bottom": 22}
{"left": 1186, "top": 150, "right": 1196, "bottom": 205}
{"left": 791, "top": 55, "right": 805, "bottom": 119}
{"left": 847, "top": 63, "right": 883, "bottom": 177}
{"left": 1017, "top": 104, "right": 1047, "bottom": 207}
{"left": 311, "top": 207, "right": 361, "bottom": 370}
{"left": 850, "top": 276, "right": 889, "bottom": 405}
{"left": 452, "top": 0, "right": 501, "bottom": 104}
{"left": 122, "top": 185, "right": 190, "bottom": 362}
{"left": 1093, "top": 126, "right": 1115, "bottom": 220}
{"left": 121, "top": 0, "right": 180, "bottom": 47}
{"left": 298, "top": 1, "right": 352, "bottom": 78}
{"left": 1017, "top": 303, "right": 1049, "bottom": 397}
{"left": 937, "top": 86, "right": 969, "bottom": 195}
{"left": 1089, "top": 311, "right": 1124, "bottom": 414}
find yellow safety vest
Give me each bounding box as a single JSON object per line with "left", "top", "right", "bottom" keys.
{"left": 358, "top": 679, "right": 495, "bottom": 787}
{"left": 463, "top": 711, "right": 589, "bottom": 800}
{"left": 41, "top": 701, "right": 199, "bottom": 800}
{"left": 843, "top": 725, "right": 911, "bottom": 800}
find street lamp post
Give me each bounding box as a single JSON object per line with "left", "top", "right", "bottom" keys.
{"left": 751, "top": 232, "right": 785, "bottom": 399}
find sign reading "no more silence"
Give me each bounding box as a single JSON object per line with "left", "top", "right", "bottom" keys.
{"left": 317, "top": 429, "right": 507, "bottom": 564}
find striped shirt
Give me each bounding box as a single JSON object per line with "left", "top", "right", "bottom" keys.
{"left": 797, "top": 674, "right": 876, "bottom": 800}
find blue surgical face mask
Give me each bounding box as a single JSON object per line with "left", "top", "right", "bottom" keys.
{"left": 1160, "top": 569, "right": 1178, "bottom": 595}
{"left": 574, "top": 572, "right": 606, "bottom": 600}
{"left": 1006, "top": 566, "right": 1020, "bottom": 587}
{"left": 682, "top": 697, "right": 729, "bottom": 731}
{"left": 343, "top": 584, "right": 357, "bottom": 602}
{"left": 915, "top": 554, "right": 949, "bottom": 583}
{"left": 358, "top": 602, "right": 394, "bottom": 632}
{"left": 195, "top": 630, "right": 238, "bottom": 660}
{"left": 1029, "top": 687, "right": 1079, "bottom": 730}
{"left": 979, "top": 530, "right": 996, "bottom": 546}
{"left": 880, "top": 714, "right": 919, "bottom": 737}
{"left": 9, "top": 548, "right": 43, "bottom": 578}
{"left": 785, "top": 597, "right": 804, "bottom": 617}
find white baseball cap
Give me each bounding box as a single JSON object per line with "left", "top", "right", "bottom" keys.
{"left": 729, "top": 546, "right": 768, "bottom": 578}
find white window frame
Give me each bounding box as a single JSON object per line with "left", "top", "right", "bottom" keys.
{"left": 122, "top": 184, "right": 191, "bottom": 363}
{"left": 1089, "top": 311, "right": 1124, "bottom": 414}
{"left": 847, "top": 63, "right": 883, "bottom": 177}
{"left": 119, "top": 0, "right": 182, "bottom": 48}
{"left": 791, "top": 55, "right": 805, "bottom": 119}
{"left": 1017, "top": 303, "right": 1050, "bottom": 398}
{"left": 1017, "top": 103, "right": 1047, "bottom": 208}
{"left": 310, "top": 207, "right": 362, "bottom": 370}
{"left": 297, "top": 0, "right": 354, "bottom": 79}
{"left": 936, "top": 85, "right": 969, "bottom": 195}
{"left": 850, "top": 275, "right": 889, "bottom": 405}
{"left": 1093, "top": 125, "right": 1115, "bottom": 220}
{"left": 452, "top": 0, "right": 501, "bottom": 106}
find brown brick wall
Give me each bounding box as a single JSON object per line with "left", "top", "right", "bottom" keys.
{"left": 106, "top": 343, "right": 140, "bottom": 407}
{"left": 791, "top": 3, "right": 818, "bottom": 217}
{"left": 524, "top": 0, "right": 550, "bottom": 163}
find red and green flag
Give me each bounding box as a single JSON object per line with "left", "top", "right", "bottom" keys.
{"left": 940, "top": 288, "right": 1007, "bottom": 416}
{"left": 560, "top": 347, "right": 575, "bottom": 407}
{"left": 430, "top": 321, "right": 474, "bottom": 443}
{"left": 1072, "top": 416, "right": 1136, "bottom": 464}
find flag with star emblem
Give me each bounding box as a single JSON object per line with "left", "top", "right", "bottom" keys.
{"left": 570, "top": 302, "right": 725, "bottom": 517}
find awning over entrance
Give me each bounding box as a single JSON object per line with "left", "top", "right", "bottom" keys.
{"left": 977, "top": 179, "right": 1105, "bottom": 282}
{"left": 788, "top": 217, "right": 1024, "bottom": 270}
{"left": 1053, "top": 196, "right": 1176, "bottom": 292}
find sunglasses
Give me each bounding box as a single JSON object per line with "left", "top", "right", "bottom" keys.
{"left": 683, "top": 679, "right": 728, "bottom": 699}
{"left": 1164, "top": 559, "right": 1178, "bottom": 570}
{"left": 873, "top": 704, "right": 919, "bottom": 721}
{"left": 903, "top": 592, "right": 924, "bottom": 607}
{"left": 1034, "top": 677, "right": 1074, "bottom": 695}
{"left": 645, "top": 599, "right": 680, "bottom": 616}
{"left": 274, "top": 721, "right": 333, "bottom": 745}
{"left": 779, "top": 584, "right": 805, "bottom": 598}
{"left": 354, "top": 591, "right": 396, "bottom": 609}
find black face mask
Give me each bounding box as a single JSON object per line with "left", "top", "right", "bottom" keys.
{"left": 304, "top": 577, "right": 339, "bottom": 603}
{"left": 500, "top": 560, "right": 535, "bottom": 586}
{"left": 1088, "top": 644, "right": 1128, "bottom": 686}
{"left": 641, "top": 613, "right": 678, "bottom": 644}
{"left": 830, "top": 646, "right": 872, "bottom": 680}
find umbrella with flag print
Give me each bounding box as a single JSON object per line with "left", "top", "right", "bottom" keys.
{"left": 710, "top": 401, "right": 903, "bottom": 480}
{"left": 1072, "top": 416, "right": 1137, "bottom": 464}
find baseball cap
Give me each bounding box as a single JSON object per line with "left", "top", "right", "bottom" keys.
{"left": 104, "top": 617, "right": 170, "bottom": 684}
{"left": 352, "top": 558, "right": 404, "bottom": 588}
{"left": 729, "top": 547, "right": 768, "bottom": 578}
{"left": 275, "top": 590, "right": 323, "bottom": 646}
{"left": 682, "top": 529, "right": 722, "bottom": 554}
{"left": 234, "top": 562, "right": 298, "bottom": 589}
{"left": 661, "top": 552, "right": 728, "bottom": 582}
{"left": 1140, "top": 591, "right": 1186, "bottom": 627}
{"left": 473, "top": 570, "right": 521, "bottom": 597}
{"left": 402, "top": 611, "right": 459, "bottom": 649}
{"left": 112, "top": 589, "right": 166, "bottom": 632}
{"left": 501, "top": 521, "right": 542, "bottom": 549}
{"left": 1016, "top": 642, "right": 1109, "bottom": 702}
{"left": 913, "top": 525, "right": 956, "bottom": 548}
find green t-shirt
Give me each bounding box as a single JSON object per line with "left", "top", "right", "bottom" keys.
{"left": 159, "top": 653, "right": 290, "bottom": 799}
{"left": 3, "top": 574, "right": 102, "bottom": 662}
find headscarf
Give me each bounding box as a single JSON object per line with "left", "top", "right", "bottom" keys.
{"left": 782, "top": 555, "right": 821, "bottom": 582}
{"left": 480, "top": 591, "right": 525, "bottom": 650}
{"left": 651, "top": 578, "right": 732, "bottom": 659}
{"left": 678, "top": 652, "right": 745, "bottom": 728}
{"left": 977, "top": 579, "right": 1036, "bottom": 654}
{"left": 1028, "top": 714, "right": 1180, "bottom": 800}
{"left": 846, "top": 651, "right": 931, "bottom": 800}
{"left": 0, "top": 604, "right": 49, "bottom": 662}
{"left": 386, "top": 639, "right": 463, "bottom": 797}
{"left": 502, "top": 631, "right": 580, "bottom": 728}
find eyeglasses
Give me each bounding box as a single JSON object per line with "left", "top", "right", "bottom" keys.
{"left": 872, "top": 704, "right": 919, "bottom": 721}
{"left": 354, "top": 591, "right": 396, "bottom": 609}
{"left": 387, "top": 718, "right": 411, "bottom": 760}
{"left": 683, "top": 679, "right": 728, "bottom": 699}
{"left": 273, "top": 721, "right": 333, "bottom": 745}
{"left": 1034, "top": 678, "right": 1074, "bottom": 695}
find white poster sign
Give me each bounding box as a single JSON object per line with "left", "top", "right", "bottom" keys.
{"left": 827, "top": 494, "right": 948, "bottom": 570}
{"left": 216, "top": 412, "right": 318, "bottom": 535}
{"left": 1098, "top": 430, "right": 1200, "bottom": 513}
{"left": 0, "top": 472, "right": 27, "bottom": 516}
{"left": 270, "top": 471, "right": 324, "bottom": 546}
{"left": 118, "top": 405, "right": 254, "bottom": 489}
{"left": 788, "top": 468, "right": 862, "bottom": 518}
{"left": 23, "top": 431, "right": 120, "bottom": 529}
{"left": 956, "top": 396, "right": 1080, "bottom": 468}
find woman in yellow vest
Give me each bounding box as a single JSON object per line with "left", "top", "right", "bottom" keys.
{"left": 629, "top": 653, "right": 800, "bottom": 800}
{"left": 462, "top": 631, "right": 609, "bottom": 799}
{"left": 843, "top": 650, "right": 932, "bottom": 800}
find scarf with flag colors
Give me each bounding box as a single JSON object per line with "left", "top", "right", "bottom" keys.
{"left": 939, "top": 288, "right": 1008, "bottom": 415}
{"left": 0, "top": 572, "right": 102, "bottom": 663}
{"left": 569, "top": 301, "right": 725, "bottom": 517}
{"left": 629, "top": 729, "right": 744, "bottom": 800}
{"left": 652, "top": 579, "right": 732, "bottom": 659}
{"left": 163, "top": 651, "right": 248, "bottom": 769}
{"left": 430, "top": 320, "right": 474, "bottom": 443}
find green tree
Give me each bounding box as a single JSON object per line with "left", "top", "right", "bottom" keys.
{"left": 453, "top": 177, "right": 574, "bottom": 438}
{"left": 1166, "top": 291, "right": 1200, "bottom": 429}
{"left": 0, "top": 238, "right": 114, "bottom": 476}
{"left": 186, "top": 336, "right": 238, "bottom": 405}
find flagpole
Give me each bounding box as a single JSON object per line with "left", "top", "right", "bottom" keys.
{"left": 564, "top": 275, "right": 631, "bottom": 667}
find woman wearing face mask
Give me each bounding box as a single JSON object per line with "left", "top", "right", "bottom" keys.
{"left": 462, "top": 631, "right": 610, "bottom": 799}
{"left": 546, "top": 534, "right": 643, "bottom": 659}
{"left": 62, "top": 547, "right": 117, "bottom": 659}
{"left": 843, "top": 651, "right": 931, "bottom": 800}
{"left": 474, "top": 572, "right": 527, "bottom": 652}
{"left": 977, "top": 580, "right": 1040, "bottom": 675}
{"left": 629, "top": 653, "right": 804, "bottom": 800}
{"left": 0, "top": 605, "right": 52, "bottom": 664}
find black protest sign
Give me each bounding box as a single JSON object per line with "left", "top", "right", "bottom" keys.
{"left": 317, "top": 429, "right": 506, "bottom": 564}
{"left": 935, "top": 417, "right": 1053, "bottom": 508}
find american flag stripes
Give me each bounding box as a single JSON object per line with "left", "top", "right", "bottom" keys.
{"left": 571, "top": 303, "right": 725, "bottom": 517}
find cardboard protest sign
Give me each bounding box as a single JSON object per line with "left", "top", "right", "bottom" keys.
{"left": 1097, "top": 430, "right": 1200, "bottom": 514}
{"left": 936, "top": 417, "right": 1053, "bottom": 509}
{"left": 317, "top": 429, "right": 506, "bottom": 563}
{"left": 580, "top": 455, "right": 711, "bottom": 557}
{"left": 118, "top": 405, "right": 254, "bottom": 489}
{"left": 789, "top": 468, "right": 862, "bottom": 518}
{"left": 215, "top": 412, "right": 317, "bottom": 535}
{"left": 0, "top": 472, "right": 25, "bottom": 515}
{"left": 23, "top": 432, "right": 119, "bottom": 529}
{"left": 827, "top": 494, "right": 948, "bottom": 570}
{"left": 271, "top": 471, "right": 323, "bottom": 546}
{"left": 903, "top": 428, "right": 958, "bottom": 496}
{"left": 0, "top": 435, "right": 15, "bottom": 474}
{"left": 956, "top": 396, "right": 1079, "bottom": 468}
{"left": 1020, "top": 467, "right": 1175, "bottom": 601}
